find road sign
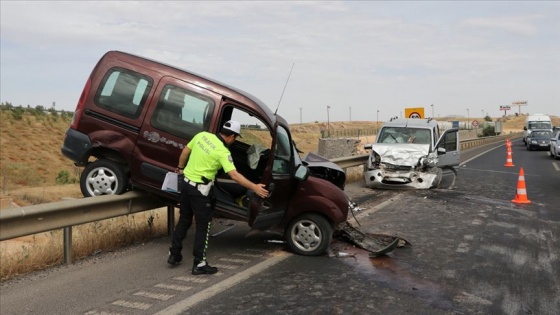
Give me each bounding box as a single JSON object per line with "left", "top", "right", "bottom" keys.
{"left": 405, "top": 107, "right": 424, "bottom": 119}
{"left": 472, "top": 120, "right": 479, "bottom": 127}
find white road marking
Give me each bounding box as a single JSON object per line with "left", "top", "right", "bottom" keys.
{"left": 232, "top": 252, "right": 264, "bottom": 258}
{"left": 350, "top": 193, "right": 404, "bottom": 222}
{"left": 154, "top": 283, "right": 192, "bottom": 292}
{"left": 133, "top": 291, "right": 174, "bottom": 301}
{"left": 219, "top": 257, "right": 251, "bottom": 264}
{"left": 553, "top": 162, "right": 560, "bottom": 171}
{"left": 84, "top": 311, "right": 124, "bottom": 315}
{"left": 173, "top": 276, "right": 209, "bottom": 284}
{"left": 111, "top": 300, "right": 151, "bottom": 310}
{"left": 153, "top": 251, "right": 290, "bottom": 315}
{"left": 460, "top": 144, "right": 505, "bottom": 166}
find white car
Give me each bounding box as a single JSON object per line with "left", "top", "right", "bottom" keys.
{"left": 364, "top": 118, "right": 460, "bottom": 189}
{"left": 550, "top": 130, "right": 560, "bottom": 160}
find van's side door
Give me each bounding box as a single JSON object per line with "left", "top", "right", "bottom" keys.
{"left": 435, "top": 128, "right": 460, "bottom": 167}
{"left": 131, "top": 77, "right": 219, "bottom": 191}
{"left": 249, "top": 125, "right": 298, "bottom": 229}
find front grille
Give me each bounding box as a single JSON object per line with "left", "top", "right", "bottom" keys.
{"left": 381, "top": 163, "right": 412, "bottom": 172}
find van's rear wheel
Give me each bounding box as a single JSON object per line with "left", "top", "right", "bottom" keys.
{"left": 285, "top": 213, "right": 333, "bottom": 256}
{"left": 80, "top": 160, "right": 128, "bottom": 197}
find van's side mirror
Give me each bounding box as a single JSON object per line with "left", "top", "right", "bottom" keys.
{"left": 437, "top": 147, "right": 447, "bottom": 155}
{"left": 523, "top": 126, "right": 527, "bottom": 130}
{"left": 364, "top": 144, "right": 372, "bottom": 150}
{"left": 294, "top": 164, "right": 309, "bottom": 181}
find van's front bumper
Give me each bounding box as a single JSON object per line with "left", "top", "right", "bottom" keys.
{"left": 364, "top": 168, "right": 442, "bottom": 189}
{"left": 61, "top": 128, "right": 92, "bottom": 165}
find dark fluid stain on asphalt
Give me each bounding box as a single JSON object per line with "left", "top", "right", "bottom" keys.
{"left": 333, "top": 241, "right": 465, "bottom": 313}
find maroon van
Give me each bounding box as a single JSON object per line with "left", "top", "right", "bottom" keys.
{"left": 61, "top": 51, "right": 352, "bottom": 256}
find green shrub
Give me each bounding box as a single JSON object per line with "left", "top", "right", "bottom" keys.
{"left": 55, "top": 170, "right": 77, "bottom": 184}
{"left": 481, "top": 125, "right": 496, "bottom": 137}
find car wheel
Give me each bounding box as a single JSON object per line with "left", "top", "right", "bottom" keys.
{"left": 80, "top": 160, "right": 128, "bottom": 197}
{"left": 285, "top": 213, "right": 333, "bottom": 256}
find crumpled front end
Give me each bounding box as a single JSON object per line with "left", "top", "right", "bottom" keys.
{"left": 364, "top": 143, "right": 442, "bottom": 189}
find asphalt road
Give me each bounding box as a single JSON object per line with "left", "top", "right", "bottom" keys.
{"left": 1, "top": 138, "right": 559, "bottom": 315}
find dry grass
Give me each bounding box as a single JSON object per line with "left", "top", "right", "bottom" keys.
{"left": 0, "top": 109, "right": 557, "bottom": 280}
{"left": 0, "top": 208, "right": 170, "bottom": 280}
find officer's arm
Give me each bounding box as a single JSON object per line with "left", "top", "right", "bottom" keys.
{"left": 177, "top": 147, "right": 191, "bottom": 171}
{"left": 227, "top": 169, "right": 269, "bottom": 198}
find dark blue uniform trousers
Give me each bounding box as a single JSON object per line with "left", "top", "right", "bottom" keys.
{"left": 170, "top": 183, "right": 214, "bottom": 264}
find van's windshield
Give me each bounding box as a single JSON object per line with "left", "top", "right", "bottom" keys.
{"left": 378, "top": 127, "right": 431, "bottom": 144}
{"left": 528, "top": 122, "right": 552, "bottom": 130}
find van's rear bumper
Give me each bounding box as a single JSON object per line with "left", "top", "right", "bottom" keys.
{"left": 61, "top": 128, "right": 91, "bottom": 166}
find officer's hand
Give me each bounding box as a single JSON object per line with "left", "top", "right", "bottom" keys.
{"left": 254, "top": 183, "right": 269, "bottom": 198}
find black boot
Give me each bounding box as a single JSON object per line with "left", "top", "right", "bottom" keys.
{"left": 192, "top": 260, "right": 218, "bottom": 275}
{"left": 167, "top": 250, "right": 182, "bottom": 266}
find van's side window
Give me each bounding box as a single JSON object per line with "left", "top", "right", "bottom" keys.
{"left": 94, "top": 67, "right": 152, "bottom": 119}
{"left": 152, "top": 85, "right": 215, "bottom": 139}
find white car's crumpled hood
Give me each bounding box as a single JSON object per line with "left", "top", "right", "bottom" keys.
{"left": 370, "top": 143, "right": 431, "bottom": 166}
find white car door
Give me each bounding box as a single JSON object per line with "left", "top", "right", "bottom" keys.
{"left": 435, "top": 128, "right": 460, "bottom": 167}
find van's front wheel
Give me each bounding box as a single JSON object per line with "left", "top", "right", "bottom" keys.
{"left": 285, "top": 214, "right": 333, "bottom": 256}
{"left": 80, "top": 160, "right": 128, "bottom": 197}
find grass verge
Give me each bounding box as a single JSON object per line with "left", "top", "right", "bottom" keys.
{"left": 0, "top": 208, "right": 171, "bottom": 281}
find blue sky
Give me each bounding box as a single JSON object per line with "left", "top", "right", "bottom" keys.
{"left": 1, "top": 1, "right": 558, "bottom": 124}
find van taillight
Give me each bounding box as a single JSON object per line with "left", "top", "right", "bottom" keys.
{"left": 70, "top": 77, "right": 92, "bottom": 129}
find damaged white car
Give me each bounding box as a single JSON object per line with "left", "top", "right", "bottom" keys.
{"left": 364, "top": 118, "right": 460, "bottom": 189}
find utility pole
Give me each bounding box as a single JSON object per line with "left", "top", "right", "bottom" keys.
{"left": 376, "top": 110, "right": 380, "bottom": 134}
{"left": 299, "top": 107, "right": 302, "bottom": 124}
{"left": 327, "top": 106, "right": 331, "bottom": 138}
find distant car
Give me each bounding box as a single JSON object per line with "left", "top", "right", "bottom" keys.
{"left": 550, "top": 130, "right": 560, "bottom": 159}
{"left": 526, "top": 129, "right": 552, "bottom": 151}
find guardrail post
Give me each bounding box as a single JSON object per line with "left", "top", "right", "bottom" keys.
{"left": 63, "top": 226, "right": 72, "bottom": 264}
{"left": 167, "top": 206, "right": 175, "bottom": 236}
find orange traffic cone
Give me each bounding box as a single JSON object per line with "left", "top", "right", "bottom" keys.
{"left": 504, "top": 145, "right": 514, "bottom": 167}
{"left": 512, "top": 167, "right": 531, "bottom": 204}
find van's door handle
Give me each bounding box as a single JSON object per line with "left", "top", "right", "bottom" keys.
{"left": 266, "top": 183, "right": 275, "bottom": 198}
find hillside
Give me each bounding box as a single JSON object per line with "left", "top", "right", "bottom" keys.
{"left": 1, "top": 110, "right": 557, "bottom": 207}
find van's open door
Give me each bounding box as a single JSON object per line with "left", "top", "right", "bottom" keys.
{"left": 435, "top": 128, "right": 460, "bottom": 167}
{"left": 249, "top": 125, "right": 296, "bottom": 229}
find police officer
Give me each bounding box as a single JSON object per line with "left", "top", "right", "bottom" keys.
{"left": 168, "top": 120, "right": 269, "bottom": 275}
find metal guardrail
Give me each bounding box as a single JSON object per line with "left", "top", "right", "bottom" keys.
{"left": 0, "top": 191, "right": 166, "bottom": 263}
{"left": 0, "top": 133, "right": 522, "bottom": 264}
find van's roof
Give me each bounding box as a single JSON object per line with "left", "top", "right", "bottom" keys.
{"left": 104, "top": 51, "right": 285, "bottom": 126}
{"left": 381, "top": 118, "right": 438, "bottom": 129}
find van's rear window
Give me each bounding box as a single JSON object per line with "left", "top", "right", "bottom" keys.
{"left": 94, "top": 67, "right": 153, "bottom": 119}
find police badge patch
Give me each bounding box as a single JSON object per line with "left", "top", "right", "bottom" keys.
{"left": 228, "top": 155, "right": 233, "bottom": 163}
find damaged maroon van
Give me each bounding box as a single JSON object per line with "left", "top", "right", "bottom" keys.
{"left": 61, "top": 51, "right": 353, "bottom": 256}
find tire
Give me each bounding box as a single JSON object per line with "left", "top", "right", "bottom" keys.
{"left": 80, "top": 160, "right": 128, "bottom": 197}
{"left": 285, "top": 213, "right": 333, "bottom": 256}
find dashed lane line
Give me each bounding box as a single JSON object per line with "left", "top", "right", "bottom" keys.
{"left": 152, "top": 251, "right": 290, "bottom": 315}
